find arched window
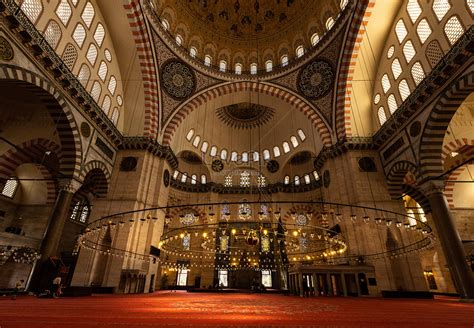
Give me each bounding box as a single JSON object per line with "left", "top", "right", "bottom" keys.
{"left": 378, "top": 107, "right": 387, "bottom": 125}
{"left": 235, "top": 63, "right": 242, "bottom": 74}
{"left": 231, "top": 151, "right": 238, "bottom": 162}
{"left": 444, "top": 16, "right": 464, "bottom": 45}
{"left": 284, "top": 175, "right": 290, "bottom": 185}
{"left": 161, "top": 18, "right": 170, "bottom": 30}
{"left": 102, "top": 95, "right": 111, "bottom": 114}
{"left": 391, "top": 58, "right": 402, "bottom": 80}
{"left": 297, "top": 129, "right": 306, "bottom": 141}
{"left": 407, "top": 0, "right": 422, "bottom": 23}
{"left": 242, "top": 152, "right": 248, "bottom": 162}
{"left": 219, "top": 60, "right": 227, "bottom": 72}
{"left": 403, "top": 40, "right": 416, "bottom": 63}
{"left": 210, "top": 146, "right": 218, "bottom": 157}
{"left": 395, "top": 19, "right": 408, "bottom": 44}
{"left": 81, "top": 2, "right": 95, "bottom": 28}
{"left": 108, "top": 76, "right": 117, "bottom": 95}
{"left": 265, "top": 60, "right": 273, "bottom": 72}
{"left": 340, "top": 0, "right": 349, "bottom": 9}
{"left": 86, "top": 43, "right": 98, "bottom": 65}
{"left": 56, "top": 0, "right": 72, "bottom": 26}
{"left": 407, "top": 209, "right": 417, "bottom": 226}
{"left": 313, "top": 171, "right": 320, "bottom": 180}
{"left": 1, "top": 177, "right": 18, "bottom": 198}
{"left": 433, "top": 0, "right": 451, "bottom": 21}
{"left": 73, "top": 23, "right": 87, "bottom": 48}
{"left": 98, "top": 61, "right": 108, "bottom": 81}
{"left": 325, "top": 17, "right": 335, "bottom": 30}
{"left": 263, "top": 149, "right": 270, "bottom": 160}
{"left": 381, "top": 74, "right": 391, "bottom": 93}
{"left": 175, "top": 34, "right": 183, "bottom": 45}
{"left": 44, "top": 21, "right": 62, "bottom": 49}
{"left": 94, "top": 23, "right": 105, "bottom": 47}
{"left": 62, "top": 43, "right": 78, "bottom": 70}
{"left": 204, "top": 55, "right": 212, "bottom": 66}
{"left": 192, "top": 136, "right": 201, "bottom": 148}
{"left": 417, "top": 19, "right": 432, "bottom": 44}
{"left": 250, "top": 63, "right": 257, "bottom": 74}
{"left": 20, "top": 0, "right": 43, "bottom": 24}
{"left": 190, "top": 47, "right": 197, "bottom": 58}
{"left": 173, "top": 170, "right": 179, "bottom": 179}
{"left": 220, "top": 149, "right": 228, "bottom": 160}
{"left": 111, "top": 108, "right": 119, "bottom": 125}
{"left": 273, "top": 146, "right": 281, "bottom": 157}
{"left": 77, "top": 64, "right": 90, "bottom": 87}
{"left": 398, "top": 79, "right": 410, "bottom": 101}
{"left": 281, "top": 55, "right": 289, "bottom": 66}
{"left": 304, "top": 174, "right": 311, "bottom": 184}
{"left": 201, "top": 175, "right": 207, "bottom": 184}
{"left": 91, "top": 81, "right": 101, "bottom": 102}
{"left": 183, "top": 234, "right": 190, "bottom": 250}
{"left": 282, "top": 142, "right": 290, "bottom": 153}
{"left": 253, "top": 151, "right": 259, "bottom": 162}
{"left": 294, "top": 175, "right": 300, "bottom": 186}
{"left": 310, "top": 33, "right": 320, "bottom": 46}
{"left": 181, "top": 173, "right": 188, "bottom": 183}
{"left": 186, "top": 129, "right": 194, "bottom": 141}
{"left": 387, "top": 94, "right": 397, "bottom": 114}
{"left": 296, "top": 45, "right": 304, "bottom": 58}
{"left": 290, "top": 136, "right": 299, "bottom": 148}
{"left": 201, "top": 141, "right": 208, "bottom": 153}
{"left": 411, "top": 61, "right": 425, "bottom": 85}
{"left": 191, "top": 174, "right": 197, "bottom": 185}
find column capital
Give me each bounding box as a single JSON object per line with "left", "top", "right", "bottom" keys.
{"left": 58, "top": 179, "right": 82, "bottom": 193}
{"left": 418, "top": 180, "right": 445, "bottom": 197}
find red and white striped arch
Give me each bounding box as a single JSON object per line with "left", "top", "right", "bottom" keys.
{"left": 123, "top": 0, "right": 160, "bottom": 138}
{"left": 335, "top": 0, "right": 375, "bottom": 140}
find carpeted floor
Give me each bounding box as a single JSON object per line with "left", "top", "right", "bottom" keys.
{"left": 0, "top": 292, "right": 473, "bottom": 327}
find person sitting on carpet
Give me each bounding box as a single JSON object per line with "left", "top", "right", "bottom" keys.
{"left": 52, "top": 276, "right": 62, "bottom": 298}
{"left": 11, "top": 279, "right": 24, "bottom": 300}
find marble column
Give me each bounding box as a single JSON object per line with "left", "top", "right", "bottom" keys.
{"left": 31, "top": 179, "right": 80, "bottom": 291}
{"left": 341, "top": 273, "right": 347, "bottom": 296}
{"left": 326, "top": 273, "right": 332, "bottom": 296}
{"left": 426, "top": 187, "right": 474, "bottom": 299}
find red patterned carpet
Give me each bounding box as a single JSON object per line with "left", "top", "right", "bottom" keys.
{"left": 0, "top": 292, "right": 473, "bottom": 327}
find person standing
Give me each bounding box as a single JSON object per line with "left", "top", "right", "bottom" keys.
{"left": 11, "top": 279, "right": 24, "bottom": 300}
{"left": 52, "top": 276, "right": 62, "bottom": 298}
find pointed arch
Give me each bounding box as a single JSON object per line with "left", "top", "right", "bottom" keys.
{"left": 419, "top": 72, "right": 474, "bottom": 179}
{"left": 0, "top": 65, "right": 82, "bottom": 181}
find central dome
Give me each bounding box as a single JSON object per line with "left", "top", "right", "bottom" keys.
{"left": 155, "top": 0, "right": 343, "bottom": 73}
{"left": 177, "top": 0, "right": 310, "bottom": 41}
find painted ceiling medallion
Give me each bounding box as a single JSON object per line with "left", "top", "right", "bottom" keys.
{"left": 212, "top": 159, "right": 224, "bottom": 172}
{"left": 266, "top": 160, "right": 279, "bottom": 173}
{"left": 216, "top": 102, "right": 274, "bottom": 129}
{"left": 297, "top": 59, "right": 334, "bottom": 100}
{"left": 161, "top": 59, "right": 196, "bottom": 100}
